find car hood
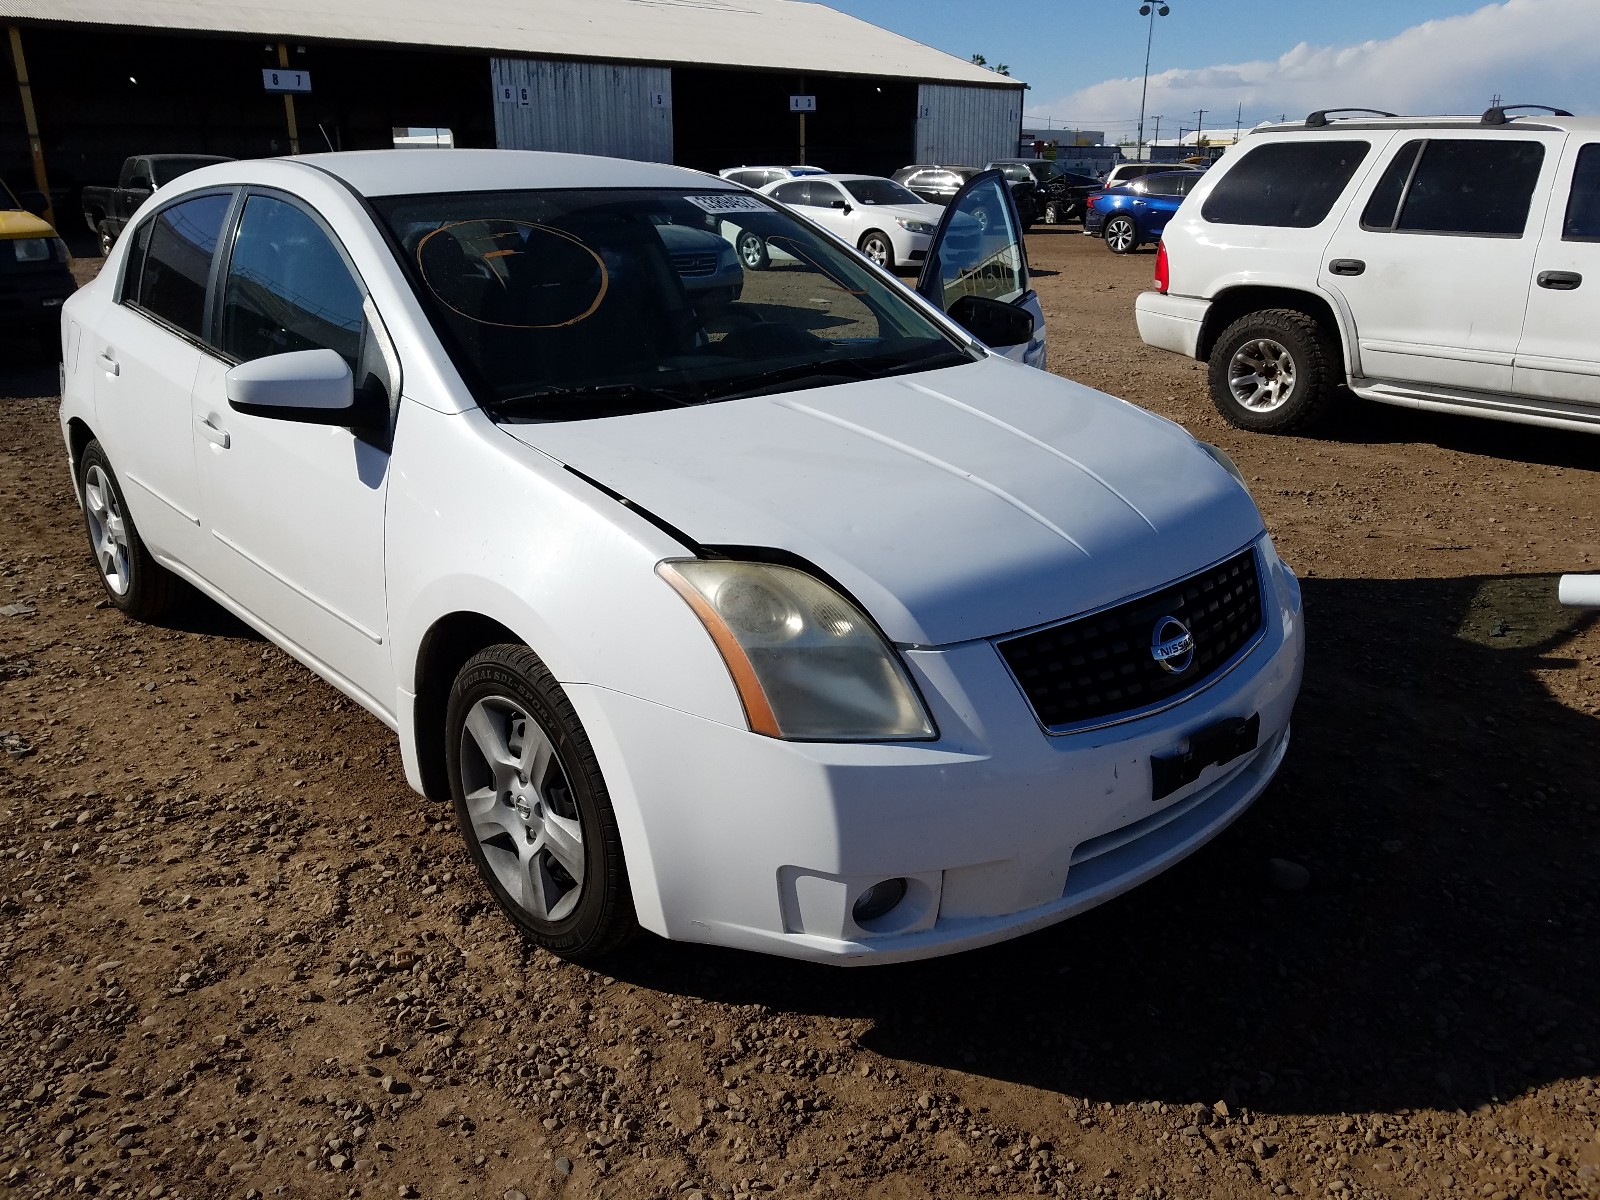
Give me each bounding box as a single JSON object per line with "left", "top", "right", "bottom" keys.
{"left": 508, "top": 357, "right": 1265, "bottom": 646}
{"left": 849, "top": 201, "right": 945, "bottom": 226}
{"left": 655, "top": 223, "right": 728, "bottom": 253}
{"left": 0, "top": 209, "right": 58, "bottom": 239}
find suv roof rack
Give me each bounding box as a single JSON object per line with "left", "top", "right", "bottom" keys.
{"left": 1305, "top": 108, "right": 1395, "bottom": 128}
{"left": 1482, "top": 103, "right": 1573, "bottom": 125}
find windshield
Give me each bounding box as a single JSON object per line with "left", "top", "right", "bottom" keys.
{"left": 373, "top": 187, "right": 975, "bottom": 421}
{"left": 841, "top": 179, "right": 922, "bottom": 206}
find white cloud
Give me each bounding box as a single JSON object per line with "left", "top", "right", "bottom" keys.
{"left": 1034, "top": 0, "right": 1600, "bottom": 140}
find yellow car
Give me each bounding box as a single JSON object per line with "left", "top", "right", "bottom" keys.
{"left": 1, "top": 178, "right": 75, "bottom": 356}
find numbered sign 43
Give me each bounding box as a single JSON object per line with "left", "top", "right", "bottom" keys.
{"left": 262, "top": 68, "right": 312, "bottom": 94}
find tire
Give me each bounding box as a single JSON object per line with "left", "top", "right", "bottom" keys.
{"left": 97, "top": 220, "right": 116, "bottom": 258}
{"left": 858, "top": 230, "right": 895, "bottom": 271}
{"left": 1207, "top": 308, "right": 1341, "bottom": 434}
{"left": 446, "top": 644, "right": 638, "bottom": 962}
{"left": 1043, "top": 200, "right": 1063, "bottom": 225}
{"left": 77, "top": 440, "right": 182, "bottom": 620}
{"left": 1104, "top": 216, "right": 1138, "bottom": 254}
{"left": 735, "top": 229, "right": 769, "bottom": 271}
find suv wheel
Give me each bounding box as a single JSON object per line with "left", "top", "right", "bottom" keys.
{"left": 1104, "top": 216, "right": 1138, "bottom": 254}
{"left": 446, "top": 644, "right": 638, "bottom": 962}
{"left": 1208, "top": 309, "right": 1340, "bottom": 434}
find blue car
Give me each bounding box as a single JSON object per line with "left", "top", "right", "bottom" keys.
{"left": 1084, "top": 170, "right": 1203, "bottom": 254}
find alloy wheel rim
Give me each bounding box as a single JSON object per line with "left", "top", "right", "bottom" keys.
{"left": 1108, "top": 220, "right": 1134, "bottom": 251}
{"left": 863, "top": 237, "right": 888, "bottom": 265}
{"left": 1228, "top": 337, "right": 1298, "bottom": 412}
{"left": 83, "top": 465, "right": 131, "bottom": 595}
{"left": 458, "top": 696, "right": 585, "bottom": 923}
{"left": 738, "top": 234, "right": 763, "bottom": 268}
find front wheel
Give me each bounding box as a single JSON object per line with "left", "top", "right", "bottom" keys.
{"left": 446, "top": 644, "right": 637, "bottom": 962}
{"left": 1104, "top": 215, "right": 1138, "bottom": 254}
{"left": 1207, "top": 308, "right": 1341, "bottom": 434}
{"left": 77, "top": 440, "right": 182, "bottom": 620}
{"left": 735, "top": 229, "right": 769, "bottom": 271}
{"left": 858, "top": 230, "right": 895, "bottom": 271}
{"left": 97, "top": 221, "right": 116, "bottom": 258}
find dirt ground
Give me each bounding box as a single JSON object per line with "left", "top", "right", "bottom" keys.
{"left": 2, "top": 234, "right": 1598, "bottom": 1200}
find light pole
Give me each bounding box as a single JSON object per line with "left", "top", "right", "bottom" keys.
{"left": 1136, "top": 2, "right": 1171, "bottom": 162}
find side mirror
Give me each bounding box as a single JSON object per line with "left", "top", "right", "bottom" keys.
{"left": 226, "top": 348, "right": 365, "bottom": 424}
{"left": 947, "top": 294, "right": 1034, "bottom": 349}
{"left": 830, "top": 199, "right": 849, "bottom": 211}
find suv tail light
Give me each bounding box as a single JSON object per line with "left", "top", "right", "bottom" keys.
{"left": 1154, "top": 240, "right": 1169, "bottom": 294}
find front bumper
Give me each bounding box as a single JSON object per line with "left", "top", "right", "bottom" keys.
{"left": 570, "top": 536, "right": 1304, "bottom": 964}
{"left": 1135, "top": 291, "right": 1211, "bottom": 360}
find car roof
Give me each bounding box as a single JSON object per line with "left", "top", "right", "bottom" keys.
{"left": 774, "top": 173, "right": 905, "bottom": 185}
{"left": 1246, "top": 107, "right": 1600, "bottom": 137}
{"left": 257, "top": 149, "right": 731, "bottom": 198}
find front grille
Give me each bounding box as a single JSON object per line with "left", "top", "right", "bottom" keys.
{"left": 997, "top": 548, "right": 1263, "bottom": 730}
{"left": 671, "top": 251, "right": 719, "bottom": 278}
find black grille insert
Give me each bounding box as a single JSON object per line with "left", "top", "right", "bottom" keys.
{"left": 997, "top": 549, "right": 1264, "bottom": 730}
{"left": 671, "top": 251, "right": 719, "bottom": 278}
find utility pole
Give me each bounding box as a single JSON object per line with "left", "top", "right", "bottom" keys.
{"left": 1234, "top": 102, "right": 1242, "bottom": 142}
{"left": 1195, "top": 108, "right": 1207, "bottom": 147}
{"left": 1151, "top": 115, "right": 1163, "bottom": 156}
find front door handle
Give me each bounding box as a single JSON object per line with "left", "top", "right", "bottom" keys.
{"left": 1537, "top": 270, "right": 1583, "bottom": 290}
{"left": 97, "top": 351, "right": 120, "bottom": 376}
{"left": 196, "top": 415, "right": 230, "bottom": 449}
{"left": 1328, "top": 258, "right": 1366, "bottom": 276}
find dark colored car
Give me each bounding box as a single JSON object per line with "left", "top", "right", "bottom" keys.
{"left": 891, "top": 164, "right": 1040, "bottom": 228}
{"left": 1084, "top": 170, "right": 1204, "bottom": 253}
{"left": 1, "top": 176, "right": 75, "bottom": 355}
{"left": 82, "top": 154, "right": 233, "bottom": 256}
{"left": 987, "top": 159, "right": 1103, "bottom": 224}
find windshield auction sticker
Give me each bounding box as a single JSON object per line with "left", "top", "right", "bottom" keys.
{"left": 685, "top": 194, "right": 771, "bottom": 214}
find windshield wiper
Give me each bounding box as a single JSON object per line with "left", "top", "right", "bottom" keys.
{"left": 489, "top": 381, "right": 704, "bottom": 421}
{"left": 701, "top": 347, "right": 972, "bottom": 402}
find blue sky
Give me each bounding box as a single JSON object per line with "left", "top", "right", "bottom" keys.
{"left": 828, "top": 0, "right": 1599, "bottom": 142}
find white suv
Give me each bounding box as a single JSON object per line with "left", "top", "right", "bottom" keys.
{"left": 1137, "top": 105, "right": 1600, "bottom": 435}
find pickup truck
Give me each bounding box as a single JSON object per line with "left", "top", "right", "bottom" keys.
{"left": 81, "top": 154, "right": 231, "bottom": 256}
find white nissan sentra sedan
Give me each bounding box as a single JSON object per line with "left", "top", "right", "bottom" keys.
{"left": 58, "top": 150, "right": 1303, "bottom": 964}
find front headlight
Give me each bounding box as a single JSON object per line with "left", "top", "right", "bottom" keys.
{"left": 658, "top": 559, "right": 936, "bottom": 741}
{"left": 12, "top": 238, "right": 50, "bottom": 263}
{"left": 895, "top": 218, "right": 936, "bottom": 235}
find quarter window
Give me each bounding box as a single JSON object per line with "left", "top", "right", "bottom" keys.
{"left": 1202, "top": 140, "right": 1370, "bottom": 227}
{"left": 124, "top": 193, "right": 232, "bottom": 338}
{"left": 1562, "top": 144, "right": 1600, "bottom": 241}
{"left": 770, "top": 181, "right": 808, "bottom": 205}
{"left": 1362, "top": 139, "right": 1544, "bottom": 237}
{"left": 220, "top": 195, "right": 366, "bottom": 367}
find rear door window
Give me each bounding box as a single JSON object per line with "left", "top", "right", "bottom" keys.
{"left": 1562, "top": 143, "right": 1600, "bottom": 241}
{"left": 1360, "top": 139, "right": 1545, "bottom": 237}
{"left": 1202, "top": 140, "right": 1371, "bottom": 227}
{"left": 123, "top": 192, "right": 232, "bottom": 338}
{"left": 770, "top": 181, "right": 809, "bottom": 205}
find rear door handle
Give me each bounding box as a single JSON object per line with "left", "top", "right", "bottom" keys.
{"left": 97, "top": 351, "right": 120, "bottom": 376}
{"left": 1537, "top": 270, "right": 1582, "bottom": 290}
{"left": 1328, "top": 258, "right": 1366, "bottom": 276}
{"left": 196, "top": 415, "right": 230, "bottom": 449}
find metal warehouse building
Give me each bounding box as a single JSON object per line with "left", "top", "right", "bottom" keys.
{"left": 0, "top": 0, "right": 1024, "bottom": 228}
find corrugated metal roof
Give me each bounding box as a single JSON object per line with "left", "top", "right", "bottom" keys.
{"left": 1, "top": 0, "right": 1022, "bottom": 87}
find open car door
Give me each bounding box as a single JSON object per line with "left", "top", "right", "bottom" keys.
{"left": 915, "top": 169, "right": 1047, "bottom": 369}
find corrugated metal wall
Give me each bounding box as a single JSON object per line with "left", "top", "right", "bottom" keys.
{"left": 491, "top": 59, "right": 673, "bottom": 162}
{"left": 915, "top": 83, "right": 1023, "bottom": 166}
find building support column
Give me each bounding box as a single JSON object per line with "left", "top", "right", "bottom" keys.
{"left": 7, "top": 25, "right": 54, "bottom": 227}
{"left": 278, "top": 41, "right": 301, "bottom": 155}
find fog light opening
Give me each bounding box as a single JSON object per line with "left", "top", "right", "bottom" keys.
{"left": 852, "top": 878, "right": 908, "bottom": 925}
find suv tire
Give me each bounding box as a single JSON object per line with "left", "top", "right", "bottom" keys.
{"left": 1208, "top": 308, "right": 1340, "bottom": 434}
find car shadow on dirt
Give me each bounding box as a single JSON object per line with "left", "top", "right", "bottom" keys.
{"left": 0, "top": 346, "right": 62, "bottom": 400}
{"left": 1317, "top": 393, "right": 1600, "bottom": 472}
{"left": 610, "top": 572, "right": 1599, "bottom": 1118}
